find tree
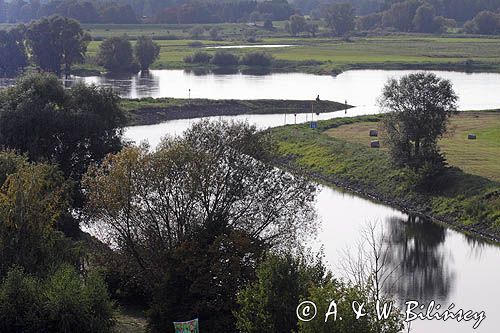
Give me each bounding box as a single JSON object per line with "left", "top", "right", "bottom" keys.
{"left": 97, "top": 35, "right": 139, "bottom": 73}
{"left": 465, "top": 11, "right": 500, "bottom": 35}
{"left": 0, "top": 73, "right": 126, "bottom": 206}
{"left": 25, "top": 15, "right": 90, "bottom": 75}
{"left": 325, "top": 3, "right": 356, "bottom": 36}
{"left": 306, "top": 22, "right": 319, "bottom": 37}
{"left": 209, "top": 26, "right": 220, "bottom": 40}
{"left": 134, "top": 35, "right": 160, "bottom": 71}
{"left": 83, "top": 120, "right": 317, "bottom": 329}
{"left": 379, "top": 72, "right": 458, "bottom": 169}
{"left": 413, "top": 4, "right": 437, "bottom": 33}
{"left": 235, "top": 252, "right": 328, "bottom": 333}
{"left": 0, "top": 152, "right": 75, "bottom": 278}
{"left": 286, "top": 14, "right": 307, "bottom": 36}
{"left": 189, "top": 25, "right": 204, "bottom": 39}
{"left": 0, "top": 26, "right": 27, "bottom": 76}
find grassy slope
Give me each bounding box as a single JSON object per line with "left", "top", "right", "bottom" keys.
{"left": 122, "top": 98, "right": 351, "bottom": 125}
{"left": 327, "top": 111, "right": 500, "bottom": 182}
{"left": 269, "top": 114, "right": 500, "bottom": 241}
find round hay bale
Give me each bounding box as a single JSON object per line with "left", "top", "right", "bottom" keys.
{"left": 468, "top": 134, "right": 477, "bottom": 140}
{"left": 369, "top": 129, "right": 378, "bottom": 137}
{"left": 370, "top": 140, "right": 380, "bottom": 148}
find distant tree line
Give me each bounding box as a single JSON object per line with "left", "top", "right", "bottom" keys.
{"left": 297, "top": 0, "right": 500, "bottom": 22}
{"left": 0, "top": 0, "right": 138, "bottom": 23}
{"left": 155, "top": 0, "right": 294, "bottom": 24}
{"left": 0, "top": 0, "right": 295, "bottom": 24}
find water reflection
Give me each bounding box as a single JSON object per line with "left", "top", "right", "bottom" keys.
{"left": 65, "top": 70, "right": 160, "bottom": 98}
{"left": 383, "top": 215, "right": 455, "bottom": 303}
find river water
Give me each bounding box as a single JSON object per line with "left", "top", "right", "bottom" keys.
{"left": 85, "top": 69, "right": 500, "bottom": 332}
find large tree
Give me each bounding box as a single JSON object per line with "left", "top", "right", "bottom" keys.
{"left": 379, "top": 72, "right": 458, "bottom": 169}
{"left": 325, "top": 3, "right": 356, "bottom": 36}
{"left": 0, "top": 26, "right": 27, "bottom": 76}
{"left": 97, "top": 35, "right": 139, "bottom": 73}
{"left": 134, "top": 35, "right": 160, "bottom": 71}
{"left": 83, "top": 120, "right": 317, "bottom": 330}
{"left": 0, "top": 73, "right": 126, "bottom": 206}
{"left": 25, "top": 15, "right": 90, "bottom": 76}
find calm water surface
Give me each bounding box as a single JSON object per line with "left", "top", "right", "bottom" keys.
{"left": 87, "top": 69, "right": 500, "bottom": 332}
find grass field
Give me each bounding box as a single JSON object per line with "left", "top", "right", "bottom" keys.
{"left": 269, "top": 112, "right": 500, "bottom": 239}
{"left": 81, "top": 33, "right": 500, "bottom": 74}
{"left": 325, "top": 111, "right": 500, "bottom": 182}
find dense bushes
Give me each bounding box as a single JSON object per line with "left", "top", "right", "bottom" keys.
{"left": 184, "top": 51, "right": 212, "bottom": 64}
{"left": 184, "top": 51, "right": 274, "bottom": 67}
{"left": 240, "top": 51, "right": 274, "bottom": 67}
{"left": 210, "top": 50, "right": 240, "bottom": 66}
{"left": 464, "top": 11, "right": 500, "bottom": 35}
{"left": 0, "top": 266, "right": 114, "bottom": 333}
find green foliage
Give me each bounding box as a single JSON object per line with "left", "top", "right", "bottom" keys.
{"left": 97, "top": 35, "right": 139, "bottom": 73}
{"left": 286, "top": 14, "right": 307, "bottom": 36}
{"left": 134, "top": 35, "right": 160, "bottom": 70}
{"left": 0, "top": 265, "right": 114, "bottom": 333}
{"left": 240, "top": 51, "right": 274, "bottom": 67}
{"left": 0, "top": 73, "right": 126, "bottom": 206}
{"left": 269, "top": 115, "right": 500, "bottom": 236}
{"left": 464, "top": 11, "right": 500, "bottom": 35}
{"left": 379, "top": 72, "right": 458, "bottom": 170}
{"left": 25, "top": 15, "right": 90, "bottom": 75}
{"left": 235, "top": 252, "right": 328, "bottom": 333}
{"left": 299, "top": 280, "right": 402, "bottom": 333}
{"left": 83, "top": 120, "right": 317, "bottom": 330}
{"left": 325, "top": 3, "right": 356, "bottom": 36}
{"left": 0, "top": 27, "right": 27, "bottom": 76}
{"left": 189, "top": 25, "right": 205, "bottom": 39}
{"left": 184, "top": 51, "right": 212, "bottom": 64}
{"left": 0, "top": 152, "right": 79, "bottom": 278}
{"left": 210, "top": 50, "right": 239, "bottom": 66}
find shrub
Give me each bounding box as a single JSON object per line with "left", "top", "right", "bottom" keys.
{"left": 210, "top": 51, "right": 239, "bottom": 66}
{"left": 187, "top": 40, "right": 204, "bottom": 48}
{"left": 0, "top": 266, "right": 115, "bottom": 333}
{"left": 240, "top": 52, "right": 274, "bottom": 67}
{"left": 184, "top": 51, "right": 212, "bottom": 64}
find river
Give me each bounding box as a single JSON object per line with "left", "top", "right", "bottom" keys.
{"left": 87, "top": 69, "right": 499, "bottom": 332}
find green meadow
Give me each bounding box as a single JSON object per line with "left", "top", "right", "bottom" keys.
{"left": 269, "top": 112, "right": 500, "bottom": 238}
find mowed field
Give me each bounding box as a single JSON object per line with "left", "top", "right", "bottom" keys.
{"left": 325, "top": 111, "right": 500, "bottom": 182}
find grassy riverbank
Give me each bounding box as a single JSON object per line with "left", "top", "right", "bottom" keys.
{"left": 122, "top": 98, "right": 351, "bottom": 125}
{"left": 269, "top": 112, "right": 500, "bottom": 241}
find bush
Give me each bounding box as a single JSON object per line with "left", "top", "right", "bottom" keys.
{"left": 187, "top": 40, "right": 203, "bottom": 48}
{"left": 210, "top": 51, "right": 239, "bottom": 66}
{"left": 184, "top": 51, "right": 212, "bottom": 64}
{"left": 240, "top": 52, "right": 274, "bottom": 67}
{"left": 0, "top": 266, "right": 115, "bottom": 333}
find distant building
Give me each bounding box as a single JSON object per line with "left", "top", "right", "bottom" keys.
{"left": 0, "top": 0, "right": 6, "bottom": 23}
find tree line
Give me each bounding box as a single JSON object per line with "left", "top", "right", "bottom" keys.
{"left": 0, "top": 0, "right": 138, "bottom": 24}
{"left": 0, "top": 15, "right": 160, "bottom": 77}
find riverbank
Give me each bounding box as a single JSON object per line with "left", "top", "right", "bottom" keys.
{"left": 122, "top": 98, "right": 352, "bottom": 125}
{"left": 268, "top": 113, "right": 500, "bottom": 242}
{"left": 80, "top": 34, "right": 500, "bottom": 76}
